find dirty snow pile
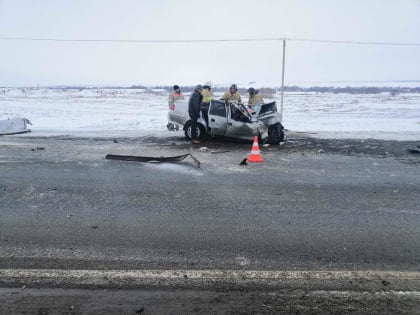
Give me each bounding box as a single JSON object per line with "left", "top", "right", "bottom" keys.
{"left": 1, "top": 87, "right": 419, "bottom": 140}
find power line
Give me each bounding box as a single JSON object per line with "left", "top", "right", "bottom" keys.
{"left": 289, "top": 80, "right": 420, "bottom": 84}
{"left": 0, "top": 36, "right": 420, "bottom": 46}
{"left": 287, "top": 37, "right": 420, "bottom": 46}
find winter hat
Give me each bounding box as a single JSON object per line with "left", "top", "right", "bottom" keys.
{"left": 195, "top": 84, "right": 203, "bottom": 91}
{"left": 173, "top": 85, "right": 180, "bottom": 90}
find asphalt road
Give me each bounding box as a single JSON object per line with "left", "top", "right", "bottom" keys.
{"left": 0, "top": 134, "right": 420, "bottom": 313}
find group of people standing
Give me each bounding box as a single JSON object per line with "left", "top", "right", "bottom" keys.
{"left": 167, "top": 83, "right": 264, "bottom": 144}
{"left": 219, "top": 84, "right": 264, "bottom": 108}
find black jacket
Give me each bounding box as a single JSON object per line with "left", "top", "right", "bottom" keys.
{"left": 188, "top": 89, "right": 203, "bottom": 118}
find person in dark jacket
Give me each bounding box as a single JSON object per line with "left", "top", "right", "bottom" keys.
{"left": 188, "top": 85, "right": 203, "bottom": 144}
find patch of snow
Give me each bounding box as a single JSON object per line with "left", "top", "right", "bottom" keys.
{"left": 0, "top": 88, "right": 419, "bottom": 140}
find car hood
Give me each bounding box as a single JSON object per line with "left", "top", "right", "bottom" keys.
{"left": 258, "top": 101, "right": 277, "bottom": 117}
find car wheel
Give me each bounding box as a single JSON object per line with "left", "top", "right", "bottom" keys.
{"left": 268, "top": 124, "right": 284, "bottom": 144}
{"left": 184, "top": 121, "right": 206, "bottom": 140}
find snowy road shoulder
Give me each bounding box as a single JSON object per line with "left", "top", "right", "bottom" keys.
{"left": 2, "top": 268, "right": 420, "bottom": 291}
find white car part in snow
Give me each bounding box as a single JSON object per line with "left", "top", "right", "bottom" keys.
{"left": 0, "top": 118, "right": 31, "bottom": 135}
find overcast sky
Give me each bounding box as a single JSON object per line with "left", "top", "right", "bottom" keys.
{"left": 0, "top": 0, "right": 419, "bottom": 87}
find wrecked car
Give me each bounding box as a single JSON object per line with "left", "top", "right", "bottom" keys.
{"left": 167, "top": 100, "right": 285, "bottom": 144}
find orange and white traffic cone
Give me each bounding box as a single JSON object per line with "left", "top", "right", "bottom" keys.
{"left": 248, "top": 136, "right": 263, "bottom": 163}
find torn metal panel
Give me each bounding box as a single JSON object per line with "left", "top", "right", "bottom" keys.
{"left": 105, "top": 153, "right": 200, "bottom": 168}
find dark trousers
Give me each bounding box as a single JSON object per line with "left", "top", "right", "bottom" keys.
{"left": 201, "top": 103, "right": 209, "bottom": 127}
{"left": 190, "top": 115, "right": 199, "bottom": 140}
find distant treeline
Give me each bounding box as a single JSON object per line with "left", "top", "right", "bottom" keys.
{"left": 22, "top": 85, "right": 420, "bottom": 94}
{"left": 131, "top": 85, "right": 420, "bottom": 94}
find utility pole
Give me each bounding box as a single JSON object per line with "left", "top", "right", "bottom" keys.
{"left": 280, "top": 39, "right": 286, "bottom": 121}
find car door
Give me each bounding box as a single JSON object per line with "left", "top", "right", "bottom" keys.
{"left": 169, "top": 100, "right": 189, "bottom": 125}
{"left": 208, "top": 100, "right": 228, "bottom": 136}
{"left": 225, "top": 103, "right": 257, "bottom": 139}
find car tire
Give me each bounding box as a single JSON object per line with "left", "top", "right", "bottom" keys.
{"left": 184, "top": 121, "right": 206, "bottom": 141}
{"left": 268, "top": 124, "right": 285, "bottom": 144}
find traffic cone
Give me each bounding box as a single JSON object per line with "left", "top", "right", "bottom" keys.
{"left": 248, "top": 136, "right": 263, "bottom": 163}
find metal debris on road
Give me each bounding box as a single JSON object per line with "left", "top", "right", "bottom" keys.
{"left": 408, "top": 148, "right": 420, "bottom": 154}
{"left": 105, "top": 153, "right": 201, "bottom": 168}
{"left": 210, "top": 150, "right": 231, "bottom": 154}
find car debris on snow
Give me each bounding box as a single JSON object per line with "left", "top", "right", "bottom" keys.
{"left": 0, "top": 118, "right": 32, "bottom": 135}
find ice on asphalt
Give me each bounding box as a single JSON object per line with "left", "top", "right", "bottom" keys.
{"left": 1, "top": 87, "right": 419, "bottom": 140}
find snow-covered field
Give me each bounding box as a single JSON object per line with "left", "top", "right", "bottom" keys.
{"left": 1, "top": 87, "right": 419, "bottom": 140}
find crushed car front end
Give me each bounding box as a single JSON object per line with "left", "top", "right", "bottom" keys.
{"left": 255, "top": 102, "right": 285, "bottom": 144}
